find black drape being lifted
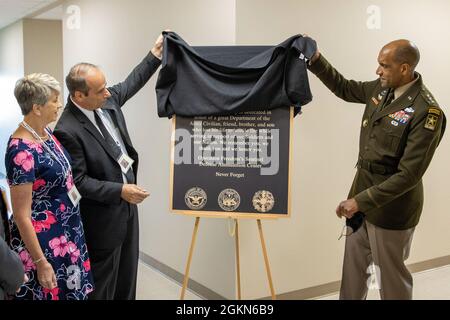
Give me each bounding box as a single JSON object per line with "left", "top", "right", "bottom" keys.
{"left": 156, "top": 32, "right": 317, "bottom": 118}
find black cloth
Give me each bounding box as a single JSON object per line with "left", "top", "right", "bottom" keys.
{"left": 156, "top": 32, "right": 317, "bottom": 118}
{"left": 54, "top": 52, "right": 161, "bottom": 300}
{"left": 0, "top": 192, "right": 24, "bottom": 300}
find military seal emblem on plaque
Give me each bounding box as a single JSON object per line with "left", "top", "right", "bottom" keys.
{"left": 185, "top": 187, "right": 207, "bottom": 210}
{"left": 252, "top": 190, "right": 275, "bottom": 213}
{"left": 218, "top": 189, "right": 240, "bottom": 211}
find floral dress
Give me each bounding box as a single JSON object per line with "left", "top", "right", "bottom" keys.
{"left": 5, "top": 134, "right": 94, "bottom": 300}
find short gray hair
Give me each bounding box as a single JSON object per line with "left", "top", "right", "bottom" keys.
{"left": 66, "top": 63, "right": 99, "bottom": 97}
{"left": 14, "top": 73, "right": 61, "bottom": 115}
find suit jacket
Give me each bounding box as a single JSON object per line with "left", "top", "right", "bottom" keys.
{"left": 309, "top": 54, "right": 446, "bottom": 230}
{"left": 0, "top": 191, "right": 24, "bottom": 300}
{"left": 54, "top": 53, "right": 161, "bottom": 250}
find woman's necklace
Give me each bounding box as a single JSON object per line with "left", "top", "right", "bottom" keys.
{"left": 20, "top": 121, "right": 49, "bottom": 140}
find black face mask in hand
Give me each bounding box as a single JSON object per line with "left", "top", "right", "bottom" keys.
{"left": 338, "top": 212, "right": 365, "bottom": 240}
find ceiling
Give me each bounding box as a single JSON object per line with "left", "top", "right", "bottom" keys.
{"left": 0, "top": 0, "right": 61, "bottom": 30}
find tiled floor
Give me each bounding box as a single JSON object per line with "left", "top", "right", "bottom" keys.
{"left": 137, "top": 262, "right": 202, "bottom": 300}
{"left": 137, "top": 261, "right": 450, "bottom": 300}
{"left": 318, "top": 265, "right": 450, "bottom": 300}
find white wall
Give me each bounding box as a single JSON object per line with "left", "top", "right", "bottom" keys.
{"left": 62, "top": 0, "right": 238, "bottom": 299}
{"left": 236, "top": 0, "right": 450, "bottom": 299}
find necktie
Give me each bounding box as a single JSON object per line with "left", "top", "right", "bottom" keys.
{"left": 381, "top": 89, "right": 395, "bottom": 110}
{"left": 94, "top": 110, "right": 135, "bottom": 184}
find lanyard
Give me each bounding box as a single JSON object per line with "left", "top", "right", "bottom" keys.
{"left": 96, "top": 109, "right": 123, "bottom": 150}
{"left": 20, "top": 121, "right": 72, "bottom": 179}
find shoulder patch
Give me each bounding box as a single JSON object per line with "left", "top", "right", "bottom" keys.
{"left": 428, "top": 107, "right": 441, "bottom": 116}
{"left": 424, "top": 107, "right": 441, "bottom": 131}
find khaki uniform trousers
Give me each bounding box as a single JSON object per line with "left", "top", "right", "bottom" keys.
{"left": 340, "top": 220, "right": 415, "bottom": 300}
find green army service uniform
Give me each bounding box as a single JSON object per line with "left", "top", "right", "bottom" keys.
{"left": 309, "top": 54, "right": 446, "bottom": 299}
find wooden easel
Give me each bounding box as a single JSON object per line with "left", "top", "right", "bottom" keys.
{"left": 180, "top": 217, "right": 276, "bottom": 300}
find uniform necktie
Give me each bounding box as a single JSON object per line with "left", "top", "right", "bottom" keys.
{"left": 381, "top": 89, "right": 395, "bottom": 110}
{"left": 94, "top": 110, "right": 135, "bottom": 184}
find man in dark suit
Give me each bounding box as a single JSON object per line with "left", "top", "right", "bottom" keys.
{"left": 1, "top": 187, "right": 25, "bottom": 300}
{"left": 54, "top": 33, "right": 164, "bottom": 300}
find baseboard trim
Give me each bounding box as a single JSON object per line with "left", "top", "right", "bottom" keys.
{"left": 263, "top": 255, "right": 450, "bottom": 300}
{"left": 408, "top": 255, "right": 450, "bottom": 274}
{"left": 139, "top": 251, "right": 226, "bottom": 300}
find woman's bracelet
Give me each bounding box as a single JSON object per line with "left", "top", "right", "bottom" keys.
{"left": 33, "top": 256, "right": 46, "bottom": 265}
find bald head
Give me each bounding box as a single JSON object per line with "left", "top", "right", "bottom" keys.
{"left": 383, "top": 39, "right": 420, "bottom": 70}
{"left": 376, "top": 39, "right": 420, "bottom": 88}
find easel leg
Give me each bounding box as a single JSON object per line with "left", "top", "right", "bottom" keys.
{"left": 180, "top": 217, "right": 200, "bottom": 300}
{"left": 257, "top": 219, "right": 276, "bottom": 300}
{"left": 235, "top": 219, "right": 241, "bottom": 300}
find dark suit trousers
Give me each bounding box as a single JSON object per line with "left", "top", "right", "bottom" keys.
{"left": 88, "top": 205, "right": 139, "bottom": 300}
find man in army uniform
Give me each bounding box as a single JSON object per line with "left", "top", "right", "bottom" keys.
{"left": 308, "top": 39, "right": 446, "bottom": 299}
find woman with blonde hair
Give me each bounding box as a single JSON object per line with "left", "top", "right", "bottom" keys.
{"left": 5, "top": 73, "right": 93, "bottom": 300}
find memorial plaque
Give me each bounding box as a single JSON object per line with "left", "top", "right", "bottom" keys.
{"left": 170, "top": 107, "right": 293, "bottom": 218}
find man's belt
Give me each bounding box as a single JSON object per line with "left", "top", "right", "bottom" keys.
{"left": 356, "top": 159, "right": 397, "bottom": 175}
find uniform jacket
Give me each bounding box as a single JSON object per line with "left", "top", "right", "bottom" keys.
{"left": 0, "top": 191, "right": 24, "bottom": 300}
{"left": 309, "top": 55, "right": 446, "bottom": 229}
{"left": 54, "top": 53, "right": 161, "bottom": 249}
{"left": 156, "top": 32, "right": 317, "bottom": 117}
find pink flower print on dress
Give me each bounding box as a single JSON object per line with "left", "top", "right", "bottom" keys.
{"left": 9, "top": 139, "right": 19, "bottom": 148}
{"left": 67, "top": 242, "right": 80, "bottom": 264}
{"left": 13, "top": 150, "right": 34, "bottom": 172}
{"left": 43, "top": 287, "right": 60, "bottom": 300}
{"left": 32, "top": 210, "right": 57, "bottom": 233}
{"left": 19, "top": 250, "right": 36, "bottom": 272}
{"left": 53, "top": 135, "right": 63, "bottom": 149}
{"left": 32, "top": 179, "right": 46, "bottom": 191}
{"left": 66, "top": 174, "right": 74, "bottom": 191}
{"left": 60, "top": 203, "right": 66, "bottom": 212}
{"left": 83, "top": 259, "right": 91, "bottom": 272}
{"left": 23, "top": 141, "right": 43, "bottom": 153}
{"left": 49, "top": 235, "right": 69, "bottom": 257}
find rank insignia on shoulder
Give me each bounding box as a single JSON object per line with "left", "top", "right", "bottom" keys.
{"left": 404, "top": 107, "right": 415, "bottom": 113}
{"left": 371, "top": 97, "right": 379, "bottom": 105}
{"left": 421, "top": 89, "right": 438, "bottom": 105}
{"left": 424, "top": 108, "right": 440, "bottom": 131}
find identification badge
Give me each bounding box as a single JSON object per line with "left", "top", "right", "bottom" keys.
{"left": 118, "top": 153, "right": 134, "bottom": 174}
{"left": 68, "top": 185, "right": 81, "bottom": 207}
